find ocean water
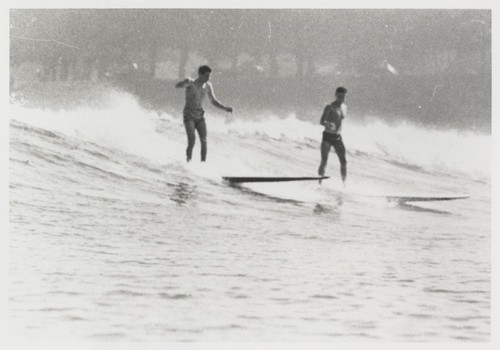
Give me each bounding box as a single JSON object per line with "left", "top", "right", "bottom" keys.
{"left": 8, "top": 88, "right": 491, "bottom": 342}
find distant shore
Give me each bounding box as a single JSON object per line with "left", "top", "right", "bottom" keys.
{"left": 10, "top": 72, "right": 491, "bottom": 133}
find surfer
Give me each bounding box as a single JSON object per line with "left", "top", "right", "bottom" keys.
{"left": 175, "top": 65, "right": 233, "bottom": 162}
{"left": 318, "top": 86, "right": 348, "bottom": 183}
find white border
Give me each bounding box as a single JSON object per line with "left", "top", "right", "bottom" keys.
{"left": 2, "top": 1, "right": 498, "bottom": 350}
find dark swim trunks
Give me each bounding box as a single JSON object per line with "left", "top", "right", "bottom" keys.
{"left": 322, "top": 131, "right": 343, "bottom": 145}
{"left": 320, "top": 132, "right": 347, "bottom": 182}
{"left": 322, "top": 131, "right": 346, "bottom": 166}
{"left": 183, "top": 108, "right": 205, "bottom": 122}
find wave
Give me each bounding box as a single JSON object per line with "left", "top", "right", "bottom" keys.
{"left": 10, "top": 87, "right": 490, "bottom": 182}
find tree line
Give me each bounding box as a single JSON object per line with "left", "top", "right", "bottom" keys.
{"left": 10, "top": 9, "right": 491, "bottom": 82}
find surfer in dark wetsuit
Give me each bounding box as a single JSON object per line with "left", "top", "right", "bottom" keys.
{"left": 175, "top": 65, "right": 233, "bottom": 162}
{"left": 318, "top": 86, "right": 348, "bottom": 183}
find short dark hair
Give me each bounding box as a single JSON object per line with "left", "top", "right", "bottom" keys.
{"left": 198, "top": 65, "right": 212, "bottom": 75}
{"left": 336, "top": 86, "right": 347, "bottom": 94}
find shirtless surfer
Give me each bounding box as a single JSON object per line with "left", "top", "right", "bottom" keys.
{"left": 175, "top": 65, "right": 233, "bottom": 162}
{"left": 318, "top": 86, "right": 348, "bottom": 183}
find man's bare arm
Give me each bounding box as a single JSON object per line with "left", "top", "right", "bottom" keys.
{"left": 341, "top": 105, "right": 347, "bottom": 119}
{"left": 320, "top": 106, "right": 337, "bottom": 132}
{"left": 175, "top": 78, "right": 193, "bottom": 88}
{"left": 207, "top": 83, "right": 233, "bottom": 112}
{"left": 319, "top": 106, "right": 330, "bottom": 126}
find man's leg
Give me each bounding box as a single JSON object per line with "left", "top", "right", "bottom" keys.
{"left": 318, "top": 141, "right": 331, "bottom": 176}
{"left": 333, "top": 138, "right": 347, "bottom": 182}
{"left": 184, "top": 119, "right": 196, "bottom": 162}
{"left": 195, "top": 119, "right": 207, "bottom": 162}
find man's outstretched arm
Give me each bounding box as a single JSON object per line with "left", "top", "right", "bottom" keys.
{"left": 207, "top": 83, "right": 233, "bottom": 112}
{"left": 175, "top": 78, "right": 193, "bottom": 88}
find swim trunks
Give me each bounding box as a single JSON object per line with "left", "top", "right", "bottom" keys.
{"left": 322, "top": 131, "right": 343, "bottom": 145}
{"left": 183, "top": 108, "right": 205, "bottom": 122}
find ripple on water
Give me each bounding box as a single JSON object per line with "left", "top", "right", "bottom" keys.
{"left": 106, "top": 289, "right": 148, "bottom": 297}
{"left": 36, "top": 307, "right": 75, "bottom": 312}
{"left": 238, "top": 314, "right": 262, "bottom": 321}
{"left": 408, "top": 313, "right": 435, "bottom": 320}
{"left": 452, "top": 298, "right": 484, "bottom": 304}
{"left": 310, "top": 294, "right": 338, "bottom": 300}
{"left": 423, "top": 287, "right": 488, "bottom": 294}
{"left": 226, "top": 292, "right": 249, "bottom": 299}
{"left": 91, "top": 332, "right": 127, "bottom": 340}
{"left": 447, "top": 315, "right": 489, "bottom": 322}
{"left": 158, "top": 292, "right": 192, "bottom": 300}
{"left": 47, "top": 290, "right": 82, "bottom": 296}
{"left": 63, "top": 315, "right": 89, "bottom": 321}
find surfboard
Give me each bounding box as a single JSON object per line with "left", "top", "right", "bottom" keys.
{"left": 222, "top": 176, "right": 329, "bottom": 183}
{"left": 382, "top": 195, "right": 469, "bottom": 203}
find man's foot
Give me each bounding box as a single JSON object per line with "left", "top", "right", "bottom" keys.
{"left": 318, "top": 165, "right": 326, "bottom": 184}
{"left": 318, "top": 165, "right": 325, "bottom": 177}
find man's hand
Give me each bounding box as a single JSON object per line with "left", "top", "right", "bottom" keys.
{"left": 325, "top": 121, "right": 337, "bottom": 132}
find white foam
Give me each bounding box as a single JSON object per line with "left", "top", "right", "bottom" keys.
{"left": 10, "top": 91, "right": 490, "bottom": 181}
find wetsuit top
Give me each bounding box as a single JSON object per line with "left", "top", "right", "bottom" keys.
{"left": 320, "top": 102, "right": 347, "bottom": 134}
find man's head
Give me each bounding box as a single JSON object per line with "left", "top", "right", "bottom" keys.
{"left": 335, "top": 86, "right": 347, "bottom": 103}
{"left": 198, "top": 65, "right": 212, "bottom": 82}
